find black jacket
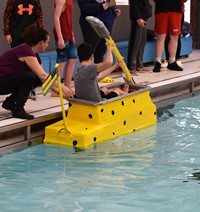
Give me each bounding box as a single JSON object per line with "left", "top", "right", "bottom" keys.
{"left": 129, "top": 0, "right": 152, "bottom": 21}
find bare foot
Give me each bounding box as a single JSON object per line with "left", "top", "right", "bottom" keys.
{"left": 123, "top": 84, "right": 129, "bottom": 93}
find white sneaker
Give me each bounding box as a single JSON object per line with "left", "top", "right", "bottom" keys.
{"left": 29, "top": 89, "right": 37, "bottom": 101}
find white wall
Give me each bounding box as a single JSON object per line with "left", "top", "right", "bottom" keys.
{"left": 184, "top": 0, "right": 191, "bottom": 23}
{"left": 116, "top": 0, "right": 128, "bottom": 5}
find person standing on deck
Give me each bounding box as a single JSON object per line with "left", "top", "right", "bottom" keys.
{"left": 164, "top": 0, "right": 187, "bottom": 65}
{"left": 77, "top": 0, "right": 121, "bottom": 63}
{"left": 3, "top": 0, "right": 43, "bottom": 48}
{"left": 152, "top": 0, "right": 187, "bottom": 73}
{"left": 127, "top": 0, "right": 152, "bottom": 76}
{"left": 52, "top": 0, "right": 77, "bottom": 96}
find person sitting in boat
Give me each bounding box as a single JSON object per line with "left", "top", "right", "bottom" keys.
{"left": 74, "top": 42, "right": 129, "bottom": 102}
{"left": 0, "top": 24, "right": 74, "bottom": 120}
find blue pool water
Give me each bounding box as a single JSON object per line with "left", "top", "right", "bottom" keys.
{"left": 1, "top": 96, "right": 200, "bottom": 212}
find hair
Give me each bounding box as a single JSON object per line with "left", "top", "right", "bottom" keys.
{"left": 22, "top": 24, "right": 49, "bottom": 46}
{"left": 77, "top": 42, "right": 94, "bottom": 62}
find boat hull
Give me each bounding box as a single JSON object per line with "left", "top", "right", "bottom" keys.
{"left": 44, "top": 84, "right": 157, "bottom": 148}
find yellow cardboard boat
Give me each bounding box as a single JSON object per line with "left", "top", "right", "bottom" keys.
{"left": 43, "top": 17, "right": 156, "bottom": 149}
{"left": 44, "top": 83, "right": 157, "bottom": 149}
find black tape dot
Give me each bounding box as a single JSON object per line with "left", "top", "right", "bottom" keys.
{"left": 123, "top": 120, "right": 126, "bottom": 125}
{"left": 111, "top": 110, "right": 115, "bottom": 115}
{"left": 73, "top": 140, "right": 78, "bottom": 146}
{"left": 133, "top": 99, "right": 135, "bottom": 103}
{"left": 88, "top": 114, "right": 93, "bottom": 119}
{"left": 101, "top": 108, "right": 104, "bottom": 112}
{"left": 93, "top": 137, "right": 97, "bottom": 142}
{"left": 121, "top": 101, "right": 124, "bottom": 106}
{"left": 140, "top": 111, "right": 142, "bottom": 115}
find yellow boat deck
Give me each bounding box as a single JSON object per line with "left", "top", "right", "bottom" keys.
{"left": 1, "top": 50, "right": 200, "bottom": 152}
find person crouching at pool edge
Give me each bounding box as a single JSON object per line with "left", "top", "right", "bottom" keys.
{"left": 0, "top": 24, "right": 74, "bottom": 120}
{"left": 74, "top": 42, "right": 129, "bottom": 102}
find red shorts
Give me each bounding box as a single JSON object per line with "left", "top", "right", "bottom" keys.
{"left": 155, "top": 12, "right": 182, "bottom": 35}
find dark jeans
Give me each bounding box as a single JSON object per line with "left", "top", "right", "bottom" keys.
{"left": 127, "top": 19, "right": 147, "bottom": 70}
{"left": 80, "top": 25, "right": 112, "bottom": 63}
{"left": 0, "top": 72, "right": 41, "bottom": 109}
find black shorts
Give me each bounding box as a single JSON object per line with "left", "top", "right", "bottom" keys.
{"left": 100, "top": 90, "right": 118, "bottom": 99}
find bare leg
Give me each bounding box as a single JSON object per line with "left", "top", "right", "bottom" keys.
{"left": 167, "top": 34, "right": 183, "bottom": 71}
{"left": 64, "top": 58, "right": 77, "bottom": 89}
{"left": 153, "top": 34, "right": 167, "bottom": 72}
{"left": 100, "top": 86, "right": 110, "bottom": 95}
{"left": 168, "top": 34, "right": 178, "bottom": 58}
{"left": 51, "top": 59, "right": 76, "bottom": 97}
{"left": 110, "top": 84, "right": 129, "bottom": 96}
{"left": 155, "top": 34, "right": 167, "bottom": 60}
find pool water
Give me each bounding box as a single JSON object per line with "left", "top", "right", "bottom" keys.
{"left": 1, "top": 96, "right": 200, "bottom": 212}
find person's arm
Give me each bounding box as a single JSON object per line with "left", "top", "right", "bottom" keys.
{"left": 132, "top": 0, "right": 146, "bottom": 27}
{"left": 3, "top": 0, "right": 13, "bottom": 45}
{"left": 23, "top": 56, "right": 74, "bottom": 99}
{"left": 98, "top": 63, "right": 119, "bottom": 81}
{"left": 35, "top": 0, "right": 43, "bottom": 28}
{"left": 96, "top": 44, "right": 113, "bottom": 72}
{"left": 54, "top": 0, "right": 65, "bottom": 49}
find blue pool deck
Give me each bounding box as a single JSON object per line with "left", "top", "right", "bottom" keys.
{"left": 0, "top": 37, "right": 199, "bottom": 153}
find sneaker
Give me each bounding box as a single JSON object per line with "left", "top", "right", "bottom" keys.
{"left": 2, "top": 99, "right": 15, "bottom": 111}
{"left": 153, "top": 62, "right": 161, "bottom": 72}
{"left": 130, "top": 70, "right": 139, "bottom": 76}
{"left": 167, "top": 61, "right": 183, "bottom": 71}
{"left": 29, "top": 89, "right": 37, "bottom": 101}
{"left": 12, "top": 109, "right": 34, "bottom": 120}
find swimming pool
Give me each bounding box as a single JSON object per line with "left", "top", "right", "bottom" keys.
{"left": 1, "top": 95, "right": 200, "bottom": 212}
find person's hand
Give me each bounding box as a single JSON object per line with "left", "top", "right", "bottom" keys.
{"left": 57, "top": 39, "right": 65, "bottom": 49}
{"left": 137, "top": 19, "right": 146, "bottom": 28}
{"left": 112, "top": 60, "right": 121, "bottom": 72}
{"left": 103, "top": 0, "right": 116, "bottom": 10}
{"left": 105, "top": 42, "right": 114, "bottom": 52}
{"left": 5, "top": 34, "right": 12, "bottom": 45}
{"left": 63, "top": 86, "right": 75, "bottom": 100}
{"left": 114, "top": 60, "right": 122, "bottom": 67}
{"left": 115, "top": 9, "right": 121, "bottom": 16}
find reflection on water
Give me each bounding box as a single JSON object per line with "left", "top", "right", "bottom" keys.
{"left": 157, "top": 104, "right": 175, "bottom": 123}
{"left": 43, "top": 127, "right": 157, "bottom": 189}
